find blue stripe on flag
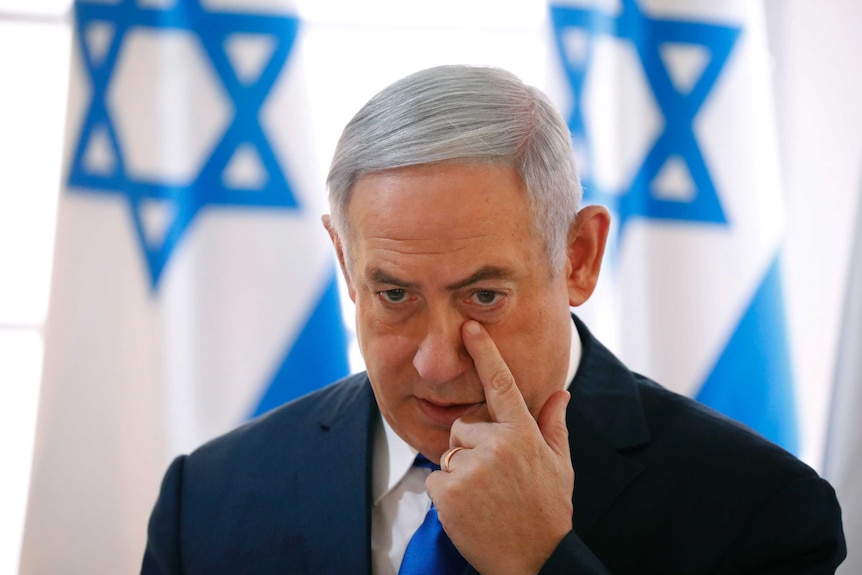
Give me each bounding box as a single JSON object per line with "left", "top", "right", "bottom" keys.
{"left": 250, "top": 269, "right": 350, "bottom": 418}
{"left": 695, "top": 252, "right": 798, "bottom": 453}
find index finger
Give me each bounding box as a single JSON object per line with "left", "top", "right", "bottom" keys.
{"left": 462, "top": 320, "right": 533, "bottom": 424}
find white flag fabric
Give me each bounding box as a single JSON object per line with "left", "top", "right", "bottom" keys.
{"left": 20, "top": 1, "right": 348, "bottom": 573}
{"left": 824, "top": 187, "right": 862, "bottom": 574}
{"left": 549, "top": 0, "right": 797, "bottom": 451}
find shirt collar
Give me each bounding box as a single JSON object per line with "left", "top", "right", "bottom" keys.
{"left": 372, "top": 317, "right": 582, "bottom": 504}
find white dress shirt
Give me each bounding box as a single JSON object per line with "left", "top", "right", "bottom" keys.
{"left": 370, "top": 319, "right": 583, "bottom": 574}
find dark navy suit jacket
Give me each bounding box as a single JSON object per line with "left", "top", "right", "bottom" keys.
{"left": 142, "top": 317, "right": 845, "bottom": 574}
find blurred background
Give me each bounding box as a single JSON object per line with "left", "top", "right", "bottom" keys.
{"left": 1, "top": 0, "right": 860, "bottom": 573}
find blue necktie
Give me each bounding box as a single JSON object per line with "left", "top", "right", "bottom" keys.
{"left": 398, "top": 455, "right": 468, "bottom": 575}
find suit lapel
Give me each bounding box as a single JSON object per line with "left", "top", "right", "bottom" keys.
{"left": 294, "top": 375, "right": 377, "bottom": 575}
{"left": 567, "top": 316, "right": 651, "bottom": 534}
{"left": 568, "top": 408, "right": 645, "bottom": 534}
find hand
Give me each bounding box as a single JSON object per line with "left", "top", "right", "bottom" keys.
{"left": 425, "top": 320, "right": 575, "bottom": 575}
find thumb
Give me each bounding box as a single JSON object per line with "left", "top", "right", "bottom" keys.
{"left": 536, "top": 389, "right": 571, "bottom": 458}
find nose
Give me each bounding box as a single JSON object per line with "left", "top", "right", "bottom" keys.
{"left": 413, "top": 306, "right": 471, "bottom": 385}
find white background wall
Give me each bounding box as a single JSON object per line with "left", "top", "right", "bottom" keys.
{"left": 1, "top": 0, "right": 860, "bottom": 572}
{"left": 765, "top": 0, "right": 862, "bottom": 470}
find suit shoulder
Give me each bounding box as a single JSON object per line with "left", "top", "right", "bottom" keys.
{"left": 188, "top": 372, "right": 370, "bottom": 464}
{"left": 629, "top": 376, "right": 845, "bottom": 570}
{"left": 633, "top": 375, "right": 816, "bottom": 483}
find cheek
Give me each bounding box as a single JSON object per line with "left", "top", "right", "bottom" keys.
{"left": 361, "top": 335, "right": 415, "bottom": 371}
{"left": 488, "top": 307, "right": 570, "bottom": 415}
{"left": 356, "top": 311, "right": 417, "bottom": 376}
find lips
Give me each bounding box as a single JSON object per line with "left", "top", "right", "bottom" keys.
{"left": 416, "top": 397, "right": 485, "bottom": 427}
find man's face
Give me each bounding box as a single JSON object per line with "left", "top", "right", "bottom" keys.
{"left": 338, "top": 162, "right": 576, "bottom": 461}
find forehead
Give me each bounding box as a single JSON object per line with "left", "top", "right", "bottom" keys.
{"left": 348, "top": 162, "right": 532, "bottom": 237}
{"left": 344, "top": 162, "right": 550, "bottom": 282}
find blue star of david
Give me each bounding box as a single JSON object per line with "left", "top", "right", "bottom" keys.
{"left": 67, "top": 0, "right": 300, "bottom": 289}
{"left": 550, "top": 0, "right": 741, "bottom": 237}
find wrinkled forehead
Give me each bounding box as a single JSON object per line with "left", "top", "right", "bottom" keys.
{"left": 341, "top": 163, "right": 553, "bottom": 274}
{"left": 345, "top": 160, "right": 535, "bottom": 225}
{"left": 341, "top": 162, "right": 553, "bottom": 264}
{"left": 350, "top": 161, "right": 529, "bottom": 220}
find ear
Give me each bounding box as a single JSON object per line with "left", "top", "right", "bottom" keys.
{"left": 565, "top": 205, "right": 610, "bottom": 307}
{"left": 322, "top": 215, "right": 357, "bottom": 302}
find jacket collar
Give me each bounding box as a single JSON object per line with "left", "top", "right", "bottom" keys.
{"left": 570, "top": 314, "right": 651, "bottom": 450}
{"left": 294, "top": 374, "right": 377, "bottom": 575}
{"left": 567, "top": 315, "right": 651, "bottom": 534}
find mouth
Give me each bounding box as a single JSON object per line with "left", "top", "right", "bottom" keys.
{"left": 416, "top": 397, "right": 485, "bottom": 427}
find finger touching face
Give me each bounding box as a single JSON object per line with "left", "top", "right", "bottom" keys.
{"left": 461, "top": 320, "right": 533, "bottom": 425}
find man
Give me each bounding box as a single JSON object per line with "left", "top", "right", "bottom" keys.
{"left": 142, "top": 65, "right": 845, "bottom": 574}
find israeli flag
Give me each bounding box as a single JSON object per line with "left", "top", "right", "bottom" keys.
{"left": 549, "top": 0, "right": 797, "bottom": 452}
{"left": 21, "top": 1, "right": 348, "bottom": 573}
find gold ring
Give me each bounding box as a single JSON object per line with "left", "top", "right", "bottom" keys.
{"left": 441, "top": 446, "right": 465, "bottom": 473}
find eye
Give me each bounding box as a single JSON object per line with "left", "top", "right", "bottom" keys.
{"left": 472, "top": 290, "right": 501, "bottom": 306}
{"left": 379, "top": 289, "right": 407, "bottom": 303}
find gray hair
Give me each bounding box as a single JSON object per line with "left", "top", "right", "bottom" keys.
{"left": 326, "top": 65, "right": 582, "bottom": 272}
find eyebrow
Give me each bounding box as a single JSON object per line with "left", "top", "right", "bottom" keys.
{"left": 445, "top": 266, "right": 516, "bottom": 291}
{"left": 366, "top": 265, "right": 515, "bottom": 292}
{"left": 367, "top": 269, "right": 419, "bottom": 290}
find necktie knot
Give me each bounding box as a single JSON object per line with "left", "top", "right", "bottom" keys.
{"left": 413, "top": 453, "right": 439, "bottom": 471}
{"left": 398, "top": 455, "right": 467, "bottom": 575}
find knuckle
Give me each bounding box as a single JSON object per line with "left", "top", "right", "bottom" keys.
{"left": 449, "top": 418, "right": 467, "bottom": 437}
{"left": 489, "top": 368, "right": 515, "bottom": 391}
{"left": 485, "top": 435, "right": 509, "bottom": 461}
{"left": 435, "top": 502, "right": 456, "bottom": 530}
{"left": 433, "top": 479, "right": 459, "bottom": 509}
